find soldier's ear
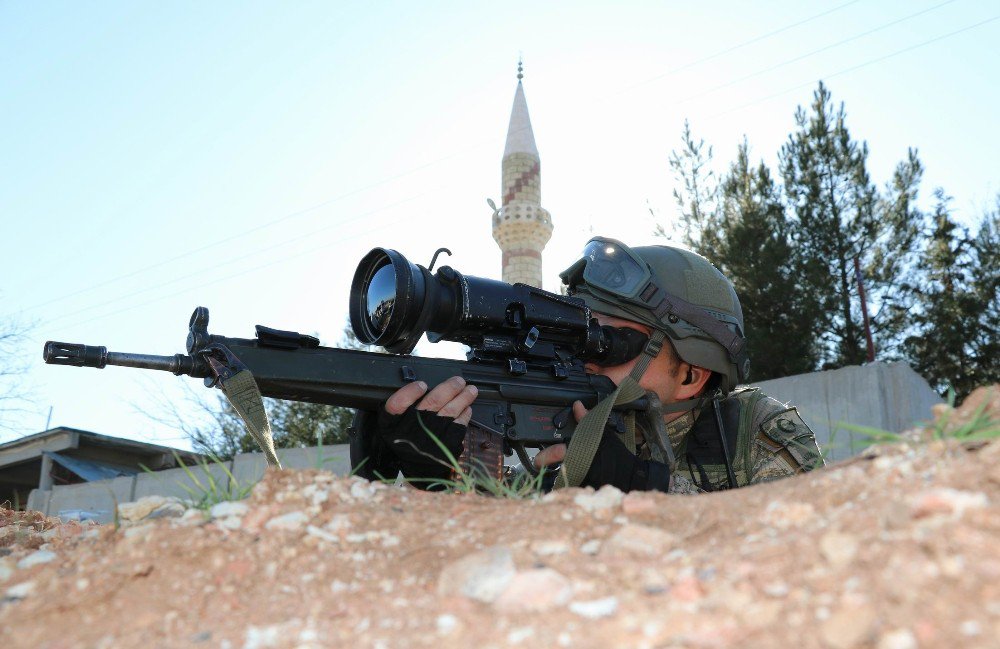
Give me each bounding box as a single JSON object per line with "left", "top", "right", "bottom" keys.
{"left": 675, "top": 364, "right": 711, "bottom": 400}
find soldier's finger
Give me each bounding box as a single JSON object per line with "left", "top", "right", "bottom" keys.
{"left": 433, "top": 384, "right": 479, "bottom": 419}
{"left": 533, "top": 444, "right": 566, "bottom": 468}
{"left": 454, "top": 406, "right": 473, "bottom": 427}
{"left": 572, "top": 400, "right": 589, "bottom": 422}
{"left": 384, "top": 381, "right": 428, "bottom": 415}
{"left": 415, "top": 376, "right": 467, "bottom": 413}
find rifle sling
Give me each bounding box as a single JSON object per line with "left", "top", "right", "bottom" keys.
{"left": 218, "top": 369, "right": 283, "bottom": 470}
{"left": 555, "top": 331, "right": 674, "bottom": 490}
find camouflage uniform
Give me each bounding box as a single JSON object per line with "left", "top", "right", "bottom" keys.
{"left": 659, "top": 387, "right": 824, "bottom": 493}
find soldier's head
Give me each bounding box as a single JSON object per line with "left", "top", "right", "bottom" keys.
{"left": 561, "top": 237, "right": 748, "bottom": 408}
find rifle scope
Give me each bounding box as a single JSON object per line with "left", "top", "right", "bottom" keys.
{"left": 349, "top": 247, "right": 649, "bottom": 365}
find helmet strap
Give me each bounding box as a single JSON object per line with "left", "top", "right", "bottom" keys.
{"left": 626, "top": 330, "right": 664, "bottom": 384}
{"left": 627, "top": 329, "right": 706, "bottom": 416}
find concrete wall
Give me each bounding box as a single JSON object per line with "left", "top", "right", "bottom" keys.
{"left": 751, "top": 361, "right": 943, "bottom": 463}
{"left": 27, "top": 444, "right": 351, "bottom": 523}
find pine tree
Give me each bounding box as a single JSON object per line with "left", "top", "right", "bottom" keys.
{"left": 967, "top": 202, "right": 1000, "bottom": 392}
{"left": 663, "top": 120, "right": 719, "bottom": 250}
{"left": 904, "top": 191, "right": 999, "bottom": 400}
{"left": 711, "top": 141, "right": 820, "bottom": 380}
{"left": 780, "top": 82, "right": 921, "bottom": 369}
{"left": 868, "top": 149, "right": 924, "bottom": 356}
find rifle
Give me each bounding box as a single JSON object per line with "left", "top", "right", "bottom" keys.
{"left": 43, "top": 247, "right": 654, "bottom": 481}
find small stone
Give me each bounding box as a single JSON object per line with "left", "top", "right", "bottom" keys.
{"left": 436, "top": 614, "right": 459, "bottom": 634}
{"left": 820, "top": 605, "right": 875, "bottom": 649}
{"left": 325, "top": 515, "right": 351, "bottom": 532}
{"left": 911, "top": 488, "right": 988, "bottom": 519}
{"left": 118, "top": 496, "right": 185, "bottom": 522}
{"left": 306, "top": 525, "right": 338, "bottom": 543}
{"left": 349, "top": 480, "right": 376, "bottom": 501}
{"left": 174, "top": 508, "right": 207, "bottom": 527}
{"left": 17, "top": 550, "right": 57, "bottom": 569}
{"left": 495, "top": 568, "right": 573, "bottom": 613}
{"left": 302, "top": 484, "right": 329, "bottom": 507}
{"left": 76, "top": 578, "right": 89, "bottom": 591}
{"left": 761, "top": 500, "right": 816, "bottom": 529}
{"left": 959, "top": 620, "right": 980, "bottom": 636}
{"left": 243, "top": 624, "right": 281, "bottom": 649}
{"left": 602, "top": 524, "right": 677, "bottom": 557}
{"left": 877, "top": 629, "right": 917, "bottom": 649}
{"left": 530, "top": 540, "right": 570, "bottom": 556}
{"left": 573, "top": 485, "right": 624, "bottom": 513}
{"left": 763, "top": 581, "right": 789, "bottom": 597}
{"left": 123, "top": 522, "right": 155, "bottom": 540}
{"left": 506, "top": 627, "right": 535, "bottom": 643}
{"left": 569, "top": 596, "right": 618, "bottom": 619}
{"left": 217, "top": 516, "right": 243, "bottom": 531}
{"left": 210, "top": 501, "right": 249, "bottom": 519}
{"left": 0, "top": 557, "right": 14, "bottom": 582}
{"left": 579, "top": 540, "right": 601, "bottom": 555}
{"left": 670, "top": 576, "right": 704, "bottom": 602}
{"left": 265, "top": 511, "right": 309, "bottom": 532}
{"left": 819, "top": 532, "right": 858, "bottom": 569}
{"left": 5, "top": 580, "right": 36, "bottom": 600}
{"left": 437, "top": 546, "right": 515, "bottom": 603}
{"left": 621, "top": 493, "right": 658, "bottom": 516}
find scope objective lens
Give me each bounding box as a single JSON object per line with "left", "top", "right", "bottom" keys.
{"left": 366, "top": 263, "right": 396, "bottom": 335}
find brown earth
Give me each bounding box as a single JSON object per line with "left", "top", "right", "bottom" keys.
{"left": 2, "top": 388, "right": 999, "bottom": 649}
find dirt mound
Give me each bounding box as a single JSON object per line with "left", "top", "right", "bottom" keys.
{"left": 2, "top": 394, "right": 999, "bottom": 648}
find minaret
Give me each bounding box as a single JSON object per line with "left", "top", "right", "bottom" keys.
{"left": 492, "top": 60, "right": 552, "bottom": 288}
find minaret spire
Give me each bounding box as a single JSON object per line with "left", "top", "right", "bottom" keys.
{"left": 492, "top": 59, "right": 552, "bottom": 288}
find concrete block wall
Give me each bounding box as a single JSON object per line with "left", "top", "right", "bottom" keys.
{"left": 751, "top": 362, "right": 943, "bottom": 463}
{"left": 28, "top": 444, "right": 351, "bottom": 523}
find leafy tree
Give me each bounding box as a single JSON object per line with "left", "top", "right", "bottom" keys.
{"left": 0, "top": 314, "right": 34, "bottom": 436}
{"left": 905, "top": 194, "right": 999, "bottom": 400}
{"left": 779, "top": 82, "right": 923, "bottom": 368}
{"left": 155, "top": 320, "right": 374, "bottom": 459}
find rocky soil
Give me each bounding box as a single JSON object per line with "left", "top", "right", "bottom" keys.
{"left": 2, "top": 387, "right": 998, "bottom": 649}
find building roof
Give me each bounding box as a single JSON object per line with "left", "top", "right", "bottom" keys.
{"left": 0, "top": 427, "right": 202, "bottom": 470}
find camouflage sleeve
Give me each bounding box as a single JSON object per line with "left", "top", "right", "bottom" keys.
{"left": 749, "top": 400, "right": 825, "bottom": 484}
{"left": 668, "top": 472, "right": 704, "bottom": 495}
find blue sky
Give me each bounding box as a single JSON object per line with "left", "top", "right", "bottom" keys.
{"left": 2, "top": 0, "right": 998, "bottom": 446}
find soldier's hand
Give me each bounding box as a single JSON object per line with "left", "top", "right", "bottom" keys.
{"left": 533, "top": 400, "right": 671, "bottom": 493}
{"left": 532, "top": 401, "right": 589, "bottom": 469}
{"left": 378, "top": 377, "right": 478, "bottom": 486}
{"left": 385, "top": 376, "right": 477, "bottom": 425}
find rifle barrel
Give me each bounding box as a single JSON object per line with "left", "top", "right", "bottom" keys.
{"left": 43, "top": 341, "right": 204, "bottom": 376}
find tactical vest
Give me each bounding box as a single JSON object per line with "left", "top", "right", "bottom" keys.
{"left": 670, "top": 387, "right": 823, "bottom": 491}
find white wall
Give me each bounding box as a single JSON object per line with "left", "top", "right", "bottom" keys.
{"left": 751, "top": 362, "right": 943, "bottom": 463}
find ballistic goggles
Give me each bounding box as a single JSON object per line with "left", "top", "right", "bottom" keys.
{"left": 561, "top": 237, "right": 750, "bottom": 382}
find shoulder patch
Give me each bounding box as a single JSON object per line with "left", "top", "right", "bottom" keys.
{"left": 757, "top": 407, "right": 824, "bottom": 472}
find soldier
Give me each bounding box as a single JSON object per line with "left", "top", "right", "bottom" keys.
{"left": 377, "top": 237, "right": 825, "bottom": 493}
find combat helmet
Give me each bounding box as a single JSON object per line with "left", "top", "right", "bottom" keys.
{"left": 560, "top": 237, "right": 749, "bottom": 394}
